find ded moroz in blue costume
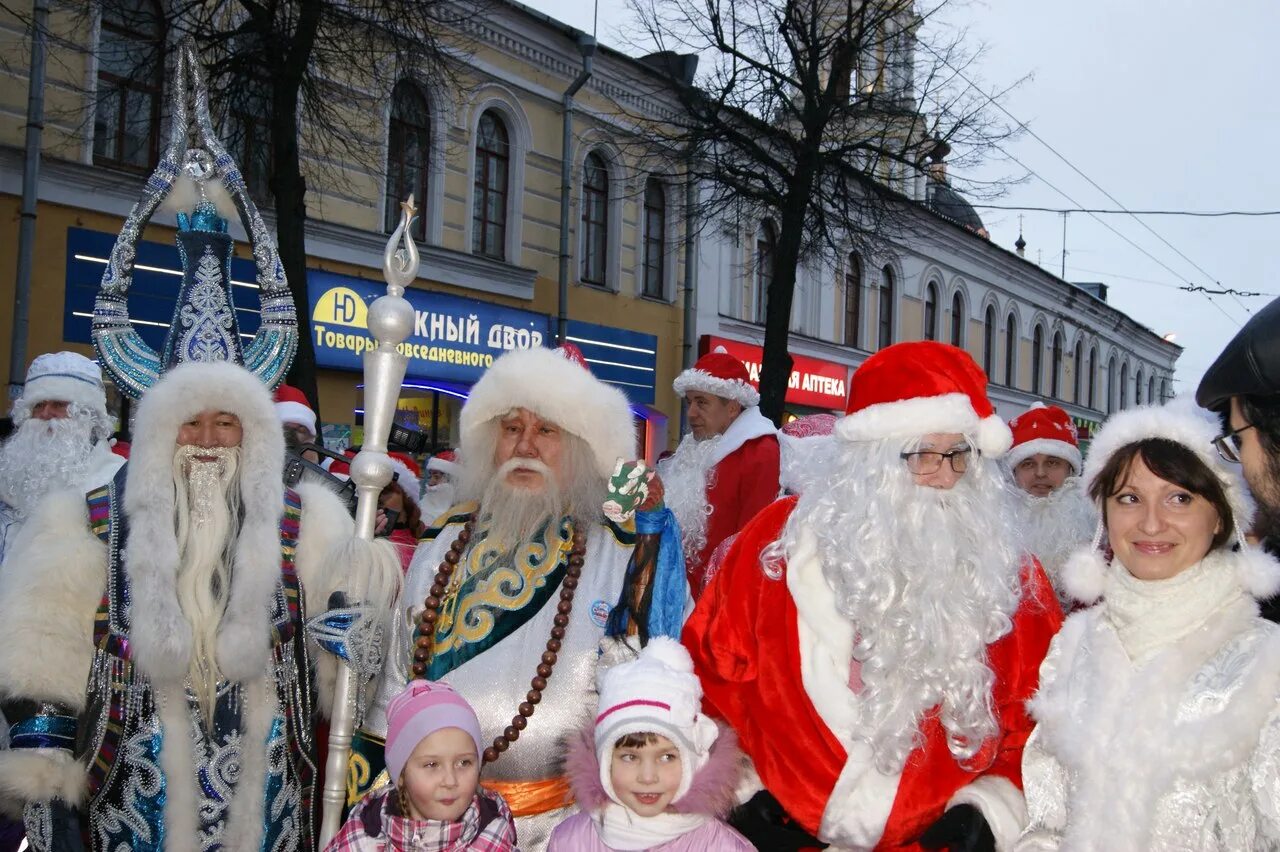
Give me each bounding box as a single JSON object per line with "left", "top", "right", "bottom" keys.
{"left": 0, "top": 40, "right": 399, "bottom": 852}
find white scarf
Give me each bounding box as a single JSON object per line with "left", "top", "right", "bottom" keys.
{"left": 593, "top": 803, "right": 709, "bottom": 851}
{"left": 1104, "top": 550, "right": 1246, "bottom": 663}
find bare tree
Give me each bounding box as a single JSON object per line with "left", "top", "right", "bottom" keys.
{"left": 621, "top": 0, "right": 1018, "bottom": 423}
{"left": 7, "top": 0, "right": 479, "bottom": 408}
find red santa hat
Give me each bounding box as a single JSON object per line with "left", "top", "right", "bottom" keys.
{"left": 1006, "top": 402, "right": 1082, "bottom": 474}
{"left": 835, "top": 341, "right": 1012, "bottom": 457}
{"left": 387, "top": 451, "right": 422, "bottom": 501}
{"left": 461, "top": 344, "right": 636, "bottom": 479}
{"left": 426, "top": 448, "right": 461, "bottom": 478}
{"left": 274, "top": 384, "right": 317, "bottom": 435}
{"left": 672, "top": 346, "right": 760, "bottom": 408}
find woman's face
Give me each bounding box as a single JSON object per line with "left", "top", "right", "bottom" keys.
{"left": 1105, "top": 455, "right": 1222, "bottom": 581}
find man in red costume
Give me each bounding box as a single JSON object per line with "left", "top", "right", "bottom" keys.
{"left": 684, "top": 341, "right": 1063, "bottom": 851}
{"left": 660, "top": 347, "right": 780, "bottom": 596}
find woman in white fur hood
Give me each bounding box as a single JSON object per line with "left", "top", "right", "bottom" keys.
{"left": 1015, "top": 399, "right": 1280, "bottom": 851}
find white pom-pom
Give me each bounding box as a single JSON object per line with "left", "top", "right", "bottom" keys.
{"left": 1234, "top": 545, "right": 1280, "bottom": 600}
{"left": 977, "top": 415, "right": 1013, "bottom": 457}
{"left": 1061, "top": 546, "right": 1109, "bottom": 604}
{"left": 641, "top": 635, "right": 695, "bottom": 673}
{"left": 1028, "top": 401, "right": 1047, "bottom": 410}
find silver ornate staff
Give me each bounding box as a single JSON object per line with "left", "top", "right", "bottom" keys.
{"left": 317, "top": 196, "right": 418, "bottom": 846}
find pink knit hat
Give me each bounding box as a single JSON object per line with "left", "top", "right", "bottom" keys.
{"left": 385, "top": 680, "right": 484, "bottom": 784}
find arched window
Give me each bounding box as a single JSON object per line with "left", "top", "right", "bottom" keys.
{"left": 1161, "top": 377, "right": 1170, "bottom": 402}
{"left": 1072, "top": 338, "right": 1084, "bottom": 403}
{"left": 1119, "top": 362, "right": 1130, "bottom": 410}
{"left": 1031, "top": 325, "right": 1045, "bottom": 394}
{"left": 94, "top": 0, "right": 165, "bottom": 169}
{"left": 642, "top": 178, "right": 666, "bottom": 298}
{"left": 1004, "top": 313, "right": 1017, "bottom": 387}
{"left": 1051, "top": 331, "right": 1063, "bottom": 399}
{"left": 923, "top": 280, "right": 939, "bottom": 340}
{"left": 878, "top": 265, "right": 895, "bottom": 349}
{"left": 950, "top": 291, "right": 964, "bottom": 348}
{"left": 844, "top": 253, "right": 862, "bottom": 347}
{"left": 755, "top": 221, "right": 777, "bottom": 324}
{"left": 1135, "top": 368, "right": 1144, "bottom": 405}
{"left": 1107, "top": 357, "right": 1118, "bottom": 412}
{"left": 1149, "top": 375, "right": 1157, "bottom": 403}
{"left": 1088, "top": 347, "right": 1098, "bottom": 408}
{"left": 386, "top": 80, "right": 431, "bottom": 241}
{"left": 472, "top": 111, "right": 510, "bottom": 259}
{"left": 982, "top": 305, "right": 996, "bottom": 376}
{"left": 581, "top": 152, "right": 610, "bottom": 284}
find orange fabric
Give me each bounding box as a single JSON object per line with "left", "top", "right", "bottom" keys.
{"left": 480, "top": 776, "right": 574, "bottom": 817}
{"left": 692, "top": 434, "right": 781, "bottom": 596}
{"left": 683, "top": 497, "right": 1064, "bottom": 848}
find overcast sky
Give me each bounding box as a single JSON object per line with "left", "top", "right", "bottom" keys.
{"left": 522, "top": 0, "right": 1279, "bottom": 394}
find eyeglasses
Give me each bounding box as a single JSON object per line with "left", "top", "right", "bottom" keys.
{"left": 1213, "top": 423, "right": 1255, "bottom": 464}
{"left": 900, "top": 446, "right": 973, "bottom": 475}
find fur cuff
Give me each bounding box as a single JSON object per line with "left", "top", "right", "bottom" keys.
{"left": 0, "top": 749, "right": 86, "bottom": 817}
{"left": 945, "top": 775, "right": 1027, "bottom": 851}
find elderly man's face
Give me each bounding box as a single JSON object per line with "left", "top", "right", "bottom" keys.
{"left": 178, "top": 410, "right": 244, "bottom": 457}
{"left": 31, "top": 400, "right": 70, "bottom": 421}
{"left": 685, "top": 392, "right": 741, "bottom": 441}
{"left": 494, "top": 408, "right": 564, "bottom": 493}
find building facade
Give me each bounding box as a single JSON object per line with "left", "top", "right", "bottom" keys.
{"left": 0, "top": 1, "right": 691, "bottom": 459}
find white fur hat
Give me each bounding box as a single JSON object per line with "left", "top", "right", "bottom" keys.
{"left": 460, "top": 345, "right": 636, "bottom": 479}
{"left": 594, "top": 637, "right": 719, "bottom": 803}
{"left": 15, "top": 352, "right": 110, "bottom": 430}
{"left": 1061, "top": 397, "right": 1280, "bottom": 603}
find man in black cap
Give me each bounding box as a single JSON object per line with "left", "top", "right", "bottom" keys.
{"left": 1197, "top": 297, "right": 1280, "bottom": 621}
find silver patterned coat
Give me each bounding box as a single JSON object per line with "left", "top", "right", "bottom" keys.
{"left": 1016, "top": 594, "right": 1280, "bottom": 850}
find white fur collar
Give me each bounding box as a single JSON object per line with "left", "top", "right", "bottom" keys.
{"left": 1030, "top": 601, "right": 1280, "bottom": 848}
{"left": 708, "top": 407, "right": 778, "bottom": 469}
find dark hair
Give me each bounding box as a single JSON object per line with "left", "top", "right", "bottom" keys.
{"left": 1089, "top": 438, "right": 1233, "bottom": 551}
{"left": 1240, "top": 394, "right": 1280, "bottom": 455}
{"left": 614, "top": 731, "right": 661, "bottom": 749}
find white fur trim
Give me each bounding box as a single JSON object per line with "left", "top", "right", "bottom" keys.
{"left": 1028, "top": 601, "right": 1280, "bottom": 849}
{"left": 388, "top": 458, "right": 421, "bottom": 504}
{"left": 787, "top": 524, "right": 903, "bottom": 848}
{"left": 673, "top": 369, "right": 760, "bottom": 408}
{"left": 125, "top": 362, "right": 285, "bottom": 686}
{"left": 707, "top": 407, "right": 779, "bottom": 468}
{"left": 155, "top": 680, "right": 199, "bottom": 848}
{"left": 0, "top": 489, "right": 105, "bottom": 711}
{"left": 837, "top": 393, "right": 1013, "bottom": 456}
{"left": 461, "top": 347, "right": 636, "bottom": 478}
{"left": 274, "top": 400, "right": 317, "bottom": 435}
{"left": 0, "top": 749, "right": 86, "bottom": 816}
{"left": 222, "top": 677, "right": 276, "bottom": 851}
{"left": 1233, "top": 545, "right": 1280, "bottom": 600}
{"left": 946, "top": 775, "right": 1027, "bottom": 851}
{"left": 426, "top": 457, "right": 461, "bottom": 477}
{"left": 1081, "top": 400, "right": 1254, "bottom": 539}
{"left": 1005, "top": 438, "right": 1082, "bottom": 475}
{"left": 1061, "top": 544, "right": 1109, "bottom": 605}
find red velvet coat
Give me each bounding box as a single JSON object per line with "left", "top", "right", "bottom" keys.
{"left": 692, "top": 433, "right": 780, "bottom": 596}
{"left": 683, "top": 497, "right": 1062, "bottom": 849}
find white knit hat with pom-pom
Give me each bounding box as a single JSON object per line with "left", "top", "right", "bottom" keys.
{"left": 593, "top": 637, "right": 720, "bottom": 803}
{"left": 1062, "top": 396, "right": 1280, "bottom": 604}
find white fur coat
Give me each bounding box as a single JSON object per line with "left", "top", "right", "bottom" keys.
{"left": 1016, "top": 599, "right": 1280, "bottom": 851}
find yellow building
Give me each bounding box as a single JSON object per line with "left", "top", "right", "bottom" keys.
{"left": 0, "top": 1, "right": 689, "bottom": 459}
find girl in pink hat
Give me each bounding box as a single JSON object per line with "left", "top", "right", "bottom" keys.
{"left": 326, "top": 680, "right": 517, "bottom": 851}
{"left": 547, "top": 638, "right": 750, "bottom": 851}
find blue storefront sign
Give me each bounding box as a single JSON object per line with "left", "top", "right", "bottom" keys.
{"left": 308, "top": 270, "right": 551, "bottom": 385}
{"left": 566, "top": 319, "right": 658, "bottom": 405}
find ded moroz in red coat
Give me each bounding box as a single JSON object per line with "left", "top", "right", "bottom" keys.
{"left": 683, "top": 497, "right": 1062, "bottom": 850}
{"left": 691, "top": 407, "right": 780, "bottom": 595}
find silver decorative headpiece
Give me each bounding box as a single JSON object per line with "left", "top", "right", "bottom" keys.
{"left": 92, "top": 38, "right": 297, "bottom": 399}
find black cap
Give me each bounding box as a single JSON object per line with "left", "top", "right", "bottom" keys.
{"left": 1196, "top": 295, "right": 1280, "bottom": 412}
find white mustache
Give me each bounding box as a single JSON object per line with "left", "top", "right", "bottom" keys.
{"left": 497, "top": 457, "right": 553, "bottom": 479}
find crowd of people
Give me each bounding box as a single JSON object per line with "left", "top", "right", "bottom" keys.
{"left": 1, "top": 60, "right": 1279, "bottom": 852}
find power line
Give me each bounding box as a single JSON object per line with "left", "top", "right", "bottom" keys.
{"left": 972, "top": 204, "right": 1280, "bottom": 217}
{"left": 919, "top": 43, "right": 1248, "bottom": 326}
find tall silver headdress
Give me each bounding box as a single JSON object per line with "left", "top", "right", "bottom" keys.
{"left": 92, "top": 38, "right": 297, "bottom": 398}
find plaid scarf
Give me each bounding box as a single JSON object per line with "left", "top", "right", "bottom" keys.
{"left": 325, "top": 786, "right": 517, "bottom": 851}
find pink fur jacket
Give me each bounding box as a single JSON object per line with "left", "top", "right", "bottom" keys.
{"left": 546, "top": 723, "right": 752, "bottom": 851}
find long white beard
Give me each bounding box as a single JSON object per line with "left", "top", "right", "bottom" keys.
{"left": 419, "top": 482, "right": 457, "bottom": 525}
{"left": 478, "top": 459, "right": 565, "bottom": 554}
{"left": 1018, "top": 477, "right": 1097, "bottom": 604}
{"left": 0, "top": 414, "right": 97, "bottom": 513}
{"left": 770, "top": 439, "right": 1026, "bottom": 774}
{"left": 658, "top": 433, "right": 723, "bottom": 561}
{"left": 172, "top": 444, "right": 242, "bottom": 729}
